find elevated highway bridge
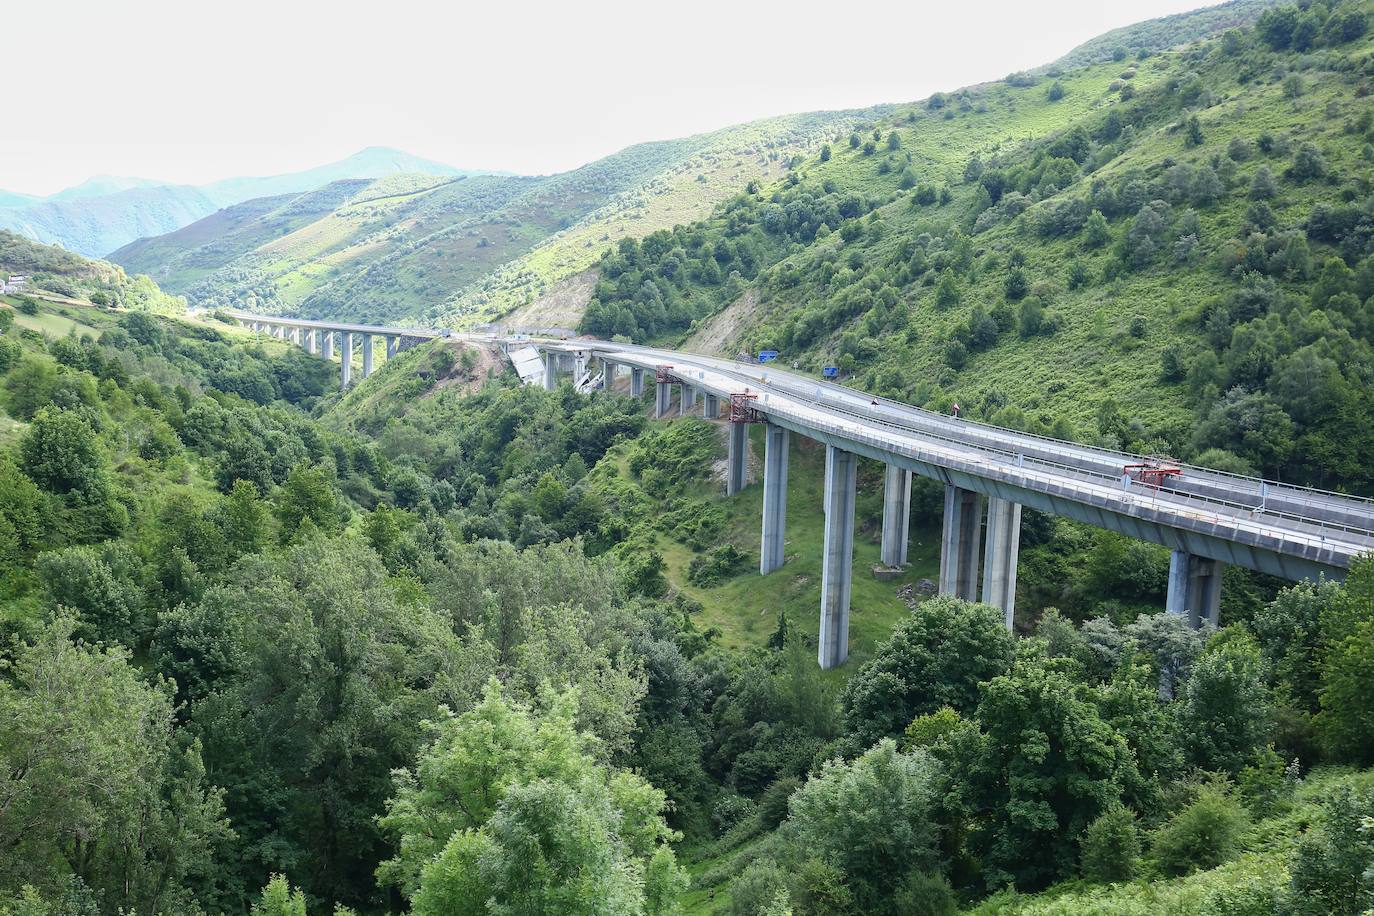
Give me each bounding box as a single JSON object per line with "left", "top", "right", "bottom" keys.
{"left": 224, "top": 310, "right": 1374, "bottom": 669}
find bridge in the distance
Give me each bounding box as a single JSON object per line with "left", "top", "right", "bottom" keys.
{"left": 223, "top": 310, "right": 1374, "bottom": 669}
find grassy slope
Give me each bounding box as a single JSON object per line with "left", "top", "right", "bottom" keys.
{"left": 646, "top": 22, "right": 1373, "bottom": 444}
{"left": 621, "top": 420, "right": 940, "bottom": 670}
{"left": 436, "top": 111, "right": 887, "bottom": 328}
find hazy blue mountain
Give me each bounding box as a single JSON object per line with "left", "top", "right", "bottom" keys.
{"left": 0, "top": 147, "right": 492, "bottom": 256}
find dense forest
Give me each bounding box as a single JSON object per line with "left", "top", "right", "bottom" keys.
{"left": 4, "top": 2, "right": 1374, "bottom": 914}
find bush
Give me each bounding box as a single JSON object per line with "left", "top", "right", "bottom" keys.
{"left": 1080, "top": 805, "right": 1140, "bottom": 883}
{"left": 757, "top": 776, "right": 800, "bottom": 830}
{"left": 1287, "top": 786, "right": 1374, "bottom": 916}
{"left": 1149, "top": 785, "right": 1248, "bottom": 876}
{"left": 687, "top": 543, "right": 747, "bottom": 586}
{"left": 891, "top": 872, "right": 957, "bottom": 915}
{"left": 729, "top": 859, "right": 790, "bottom": 916}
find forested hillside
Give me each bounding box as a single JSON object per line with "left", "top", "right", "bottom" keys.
{"left": 4, "top": 2, "right": 1374, "bottom": 915}
{"left": 2, "top": 250, "right": 1374, "bottom": 916}
{"left": 111, "top": 111, "right": 885, "bottom": 328}
{"left": 582, "top": 0, "right": 1374, "bottom": 496}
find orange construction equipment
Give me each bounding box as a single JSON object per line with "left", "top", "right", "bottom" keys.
{"left": 1124, "top": 458, "right": 1183, "bottom": 488}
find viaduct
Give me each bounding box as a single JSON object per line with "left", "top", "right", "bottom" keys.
{"left": 227, "top": 311, "right": 1374, "bottom": 670}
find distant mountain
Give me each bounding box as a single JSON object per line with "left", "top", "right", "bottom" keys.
{"left": 45, "top": 175, "right": 166, "bottom": 201}
{"left": 0, "top": 148, "right": 488, "bottom": 257}
{"left": 110, "top": 111, "right": 885, "bottom": 326}
{"left": 0, "top": 190, "right": 40, "bottom": 208}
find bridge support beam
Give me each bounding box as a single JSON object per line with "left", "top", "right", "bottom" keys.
{"left": 1167, "top": 550, "right": 1224, "bottom": 628}
{"left": 880, "top": 465, "right": 912, "bottom": 568}
{"left": 939, "top": 486, "right": 983, "bottom": 601}
{"left": 704, "top": 394, "right": 719, "bottom": 419}
{"left": 655, "top": 381, "right": 671, "bottom": 418}
{"left": 304, "top": 329, "right": 316, "bottom": 355}
{"left": 630, "top": 368, "right": 644, "bottom": 397}
{"left": 819, "top": 445, "right": 858, "bottom": 670}
{"left": 341, "top": 332, "right": 354, "bottom": 389}
{"left": 321, "top": 331, "right": 333, "bottom": 361}
{"left": 601, "top": 358, "right": 612, "bottom": 389}
{"left": 981, "top": 497, "right": 1022, "bottom": 628}
{"left": 362, "top": 335, "right": 374, "bottom": 378}
{"left": 386, "top": 336, "right": 399, "bottom": 360}
{"left": 727, "top": 421, "right": 749, "bottom": 495}
{"left": 760, "top": 424, "right": 790, "bottom": 575}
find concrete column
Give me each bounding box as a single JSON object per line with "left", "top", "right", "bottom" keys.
{"left": 386, "top": 336, "right": 399, "bottom": 359}
{"left": 630, "top": 368, "right": 644, "bottom": 397}
{"left": 304, "top": 329, "right": 316, "bottom": 355}
{"left": 981, "top": 497, "right": 1022, "bottom": 628}
{"left": 600, "top": 358, "right": 611, "bottom": 389}
{"left": 361, "top": 335, "right": 375, "bottom": 378}
{"left": 727, "top": 421, "right": 749, "bottom": 495}
{"left": 760, "top": 424, "right": 790, "bottom": 575}
{"left": 1167, "top": 550, "right": 1224, "bottom": 628}
{"left": 543, "top": 351, "right": 557, "bottom": 391}
{"left": 819, "top": 445, "right": 858, "bottom": 670}
{"left": 340, "top": 332, "right": 354, "bottom": 388}
{"left": 655, "top": 381, "right": 671, "bottom": 418}
{"left": 880, "top": 465, "right": 912, "bottom": 568}
{"left": 321, "top": 330, "right": 334, "bottom": 361}
{"left": 683, "top": 385, "right": 697, "bottom": 414}
{"left": 939, "top": 485, "right": 983, "bottom": 601}
{"left": 704, "top": 394, "right": 719, "bottom": 419}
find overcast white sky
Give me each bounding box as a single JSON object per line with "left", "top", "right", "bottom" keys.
{"left": 4, "top": 0, "right": 1223, "bottom": 195}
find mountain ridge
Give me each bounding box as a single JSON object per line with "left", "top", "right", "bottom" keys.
{"left": 0, "top": 147, "right": 492, "bottom": 258}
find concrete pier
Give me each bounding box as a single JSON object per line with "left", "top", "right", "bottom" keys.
{"left": 305, "top": 329, "right": 316, "bottom": 355}
{"left": 704, "top": 394, "right": 719, "bottom": 419}
{"left": 760, "top": 424, "right": 790, "bottom": 574}
{"left": 362, "top": 336, "right": 374, "bottom": 378}
{"left": 386, "top": 336, "right": 399, "bottom": 360}
{"left": 341, "top": 332, "right": 354, "bottom": 388}
{"left": 683, "top": 385, "right": 697, "bottom": 414}
{"left": 655, "top": 381, "right": 671, "bottom": 418}
{"left": 727, "top": 421, "right": 749, "bottom": 495}
{"left": 631, "top": 368, "right": 644, "bottom": 397}
{"left": 1167, "top": 550, "right": 1224, "bottom": 627}
{"left": 939, "top": 486, "right": 983, "bottom": 601}
{"left": 321, "top": 331, "right": 334, "bottom": 361}
{"left": 819, "top": 445, "right": 858, "bottom": 670}
{"left": 880, "top": 465, "right": 912, "bottom": 567}
{"left": 981, "top": 497, "right": 1022, "bottom": 628}
{"left": 543, "top": 352, "right": 557, "bottom": 391}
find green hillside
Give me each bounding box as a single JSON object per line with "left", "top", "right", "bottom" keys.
{"left": 581, "top": 0, "right": 1374, "bottom": 495}
{"left": 111, "top": 111, "right": 885, "bottom": 328}
{"left": 0, "top": 230, "right": 184, "bottom": 314}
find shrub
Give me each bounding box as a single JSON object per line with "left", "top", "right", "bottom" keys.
{"left": 729, "top": 859, "right": 789, "bottom": 916}
{"left": 1149, "top": 785, "right": 1248, "bottom": 876}
{"left": 1080, "top": 805, "right": 1140, "bottom": 883}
